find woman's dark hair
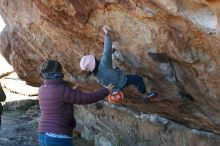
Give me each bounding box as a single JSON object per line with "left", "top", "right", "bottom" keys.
{"left": 40, "top": 60, "right": 62, "bottom": 73}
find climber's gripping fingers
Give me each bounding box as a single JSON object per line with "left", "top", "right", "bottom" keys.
{"left": 103, "top": 25, "right": 111, "bottom": 35}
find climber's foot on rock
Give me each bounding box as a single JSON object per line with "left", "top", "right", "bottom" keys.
{"left": 142, "top": 91, "right": 157, "bottom": 102}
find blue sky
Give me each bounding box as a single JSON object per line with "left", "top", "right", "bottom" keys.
{"left": 0, "top": 15, "right": 5, "bottom": 32}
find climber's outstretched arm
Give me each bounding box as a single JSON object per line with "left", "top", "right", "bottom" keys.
{"left": 101, "top": 26, "right": 113, "bottom": 69}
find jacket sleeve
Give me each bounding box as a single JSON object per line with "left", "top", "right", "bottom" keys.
{"left": 100, "top": 34, "right": 113, "bottom": 69}
{"left": 0, "top": 84, "right": 6, "bottom": 102}
{"left": 62, "top": 86, "right": 109, "bottom": 105}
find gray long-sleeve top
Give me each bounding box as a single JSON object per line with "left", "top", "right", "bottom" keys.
{"left": 96, "top": 34, "right": 127, "bottom": 90}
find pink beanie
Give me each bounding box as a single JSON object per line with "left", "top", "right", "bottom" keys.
{"left": 80, "top": 55, "right": 96, "bottom": 72}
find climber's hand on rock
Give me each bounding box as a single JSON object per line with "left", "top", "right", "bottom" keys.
{"left": 103, "top": 25, "right": 111, "bottom": 34}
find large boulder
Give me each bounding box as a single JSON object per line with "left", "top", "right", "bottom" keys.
{"left": 0, "top": 0, "right": 220, "bottom": 145}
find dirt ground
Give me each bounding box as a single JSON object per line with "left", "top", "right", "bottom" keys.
{"left": 0, "top": 103, "right": 39, "bottom": 146}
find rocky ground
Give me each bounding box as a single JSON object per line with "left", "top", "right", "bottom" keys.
{"left": 0, "top": 103, "right": 39, "bottom": 146}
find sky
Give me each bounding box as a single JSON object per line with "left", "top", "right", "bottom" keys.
{"left": 0, "top": 15, "right": 5, "bottom": 32}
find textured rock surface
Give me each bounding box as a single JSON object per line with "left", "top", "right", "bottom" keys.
{"left": 75, "top": 101, "right": 220, "bottom": 146}
{"left": 0, "top": 0, "right": 220, "bottom": 145}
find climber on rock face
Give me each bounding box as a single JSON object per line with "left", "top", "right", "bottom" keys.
{"left": 80, "top": 25, "right": 157, "bottom": 102}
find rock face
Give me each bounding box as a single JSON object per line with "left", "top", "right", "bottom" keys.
{"left": 75, "top": 101, "right": 220, "bottom": 146}
{"left": 0, "top": 0, "right": 220, "bottom": 145}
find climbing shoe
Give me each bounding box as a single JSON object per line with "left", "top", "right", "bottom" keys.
{"left": 142, "top": 91, "right": 157, "bottom": 102}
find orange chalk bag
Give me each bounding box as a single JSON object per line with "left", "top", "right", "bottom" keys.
{"left": 107, "top": 91, "right": 124, "bottom": 103}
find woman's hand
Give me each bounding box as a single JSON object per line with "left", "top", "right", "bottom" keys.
{"left": 105, "top": 84, "right": 114, "bottom": 94}
{"left": 73, "top": 84, "right": 79, "bottom": 89}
